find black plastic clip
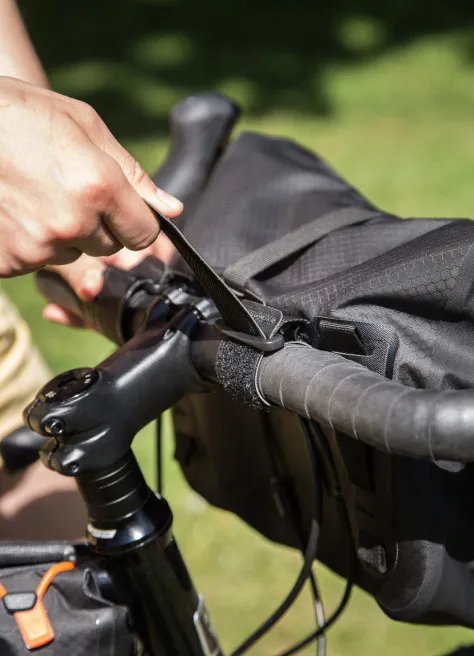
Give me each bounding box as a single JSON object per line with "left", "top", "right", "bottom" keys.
{"left": 214, "top": 319, "right": 284, "bottom": 353}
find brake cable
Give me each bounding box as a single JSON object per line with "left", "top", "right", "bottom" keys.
{"left": 276, "top": 420, "right": 356, "bottom": 656}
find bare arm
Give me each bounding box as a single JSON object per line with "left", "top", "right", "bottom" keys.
{"left": 0, "top": 0, "right": 48, "bottom": 86}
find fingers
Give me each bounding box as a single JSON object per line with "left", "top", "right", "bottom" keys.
{"left": 41, "top": 255, "right": 106, "bottom": 328}
{"left": 103, "top": 245, "right": 154, "bottom": 270}
{"left": 42, "top": 303, "right": 86, "bottom": 328}
{"left": 45, "top": 255, "right": 106, "bottom": 302}
{"left": 98, "top": 159, "right": 163, "bottom": 252}
{"left": 0, "top": 80, "right": 184, "bottom": 277}
{"left": 53, "top": 151, "right": 158, "bottom": 256}
{"left": 100, "top": 136, "right": 184, "bottom": 217}
{"left": 62, "top": 143, "right": 181, "bottom": 255}
{"left": 104, "top": 234, "right": 177, "bottom": 268}
{"left": 42, "top": 234, "right": 177, "bottom": 329}
{"left": 150, "top": 233, "right": 176, "bottom": 265}
{"left": 41, "top": 245, "right": 154, "bottom": 328}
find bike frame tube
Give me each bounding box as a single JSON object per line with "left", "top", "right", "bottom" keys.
{"left": 24, "top": 305, "right": 224, "bottom": 656}
{"left": 77, "top": 451, "right": 222, "bottom": 656}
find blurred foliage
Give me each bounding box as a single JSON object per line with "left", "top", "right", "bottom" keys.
{"left": 7, "top": 0, "right": 474, "bottom": 653}
{"left": 19, "top": 0, "right": 474, "bottom": 134}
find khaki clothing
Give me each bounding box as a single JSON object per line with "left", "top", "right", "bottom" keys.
{"left": 0, "top": 289, "right": 85, "bottom": 541}
{"left": 0, "top": 287, "right": 50, "bottom": 441}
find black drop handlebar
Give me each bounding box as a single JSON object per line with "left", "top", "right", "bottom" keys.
{"left": 257, "top": 344, "right": 474, "bottom": 462}
{"left": 27, "top": 93, "right": 474, "bottom": 466}
{"left": 34, "top": 262, "right": 474, "bottom": 465}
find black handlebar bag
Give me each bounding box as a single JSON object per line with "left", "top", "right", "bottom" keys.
{"left": 168, "top": 132, "right": 474, "bottom": 628}
{"left": 0, "top": 542, "right": 137, "bottom": 655}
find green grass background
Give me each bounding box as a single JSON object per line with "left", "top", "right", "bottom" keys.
{"left": 5, "top": 2, "right": 474, "bottom": 653}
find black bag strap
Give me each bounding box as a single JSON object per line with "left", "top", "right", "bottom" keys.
{"left": 223, "top": 207, "right": 384, "bottom": 291}
{"left": 145, "top": 202, "right": 266, "bottom": 338}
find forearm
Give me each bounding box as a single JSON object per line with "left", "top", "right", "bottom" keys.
{"left": 0, "top": 0, "right": 48, "bottom": 86}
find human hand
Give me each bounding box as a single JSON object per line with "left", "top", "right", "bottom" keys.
{"left": 42, "top": 233, "right": 176, "bottom": 328}
{"left": 0, "top": 77, "right": 183, "bottom": 277}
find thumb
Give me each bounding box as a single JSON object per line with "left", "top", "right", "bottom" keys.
{"left": 106, "top": 143, "right": 183, "bottom": 217}
{"left": 72, "top": 104, "right": 183, "bottom": 217}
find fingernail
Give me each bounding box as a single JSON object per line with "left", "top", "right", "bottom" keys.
{"left": 155, "top": 188, "right": 183, "bottom": 211}
{"left": 80, "top": 269, "right": 103, "bottom": 299}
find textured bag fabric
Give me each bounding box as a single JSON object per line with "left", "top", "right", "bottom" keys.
{"left": 170, "top": 131, "right": 474, "bottom": 628}
{"left": 0, "top": 547, "right": 137, "bottom": 655}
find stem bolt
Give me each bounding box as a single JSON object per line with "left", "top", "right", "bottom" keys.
{"left": 43, "top": 418, "right": 65, "bottom": 436}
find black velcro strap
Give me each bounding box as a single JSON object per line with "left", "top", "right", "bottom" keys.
{"left": 216, "top": 301, "right": 284, "bottom": 408}
{"left": 145, "top": 201, "right": 265, "bottom": 338}
{"left": 223, "top": 207, "right": 384, "bottom": 291}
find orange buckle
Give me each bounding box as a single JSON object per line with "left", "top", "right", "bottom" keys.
{"left": 0, "top": 560, "right": 75, "bottom": 650}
